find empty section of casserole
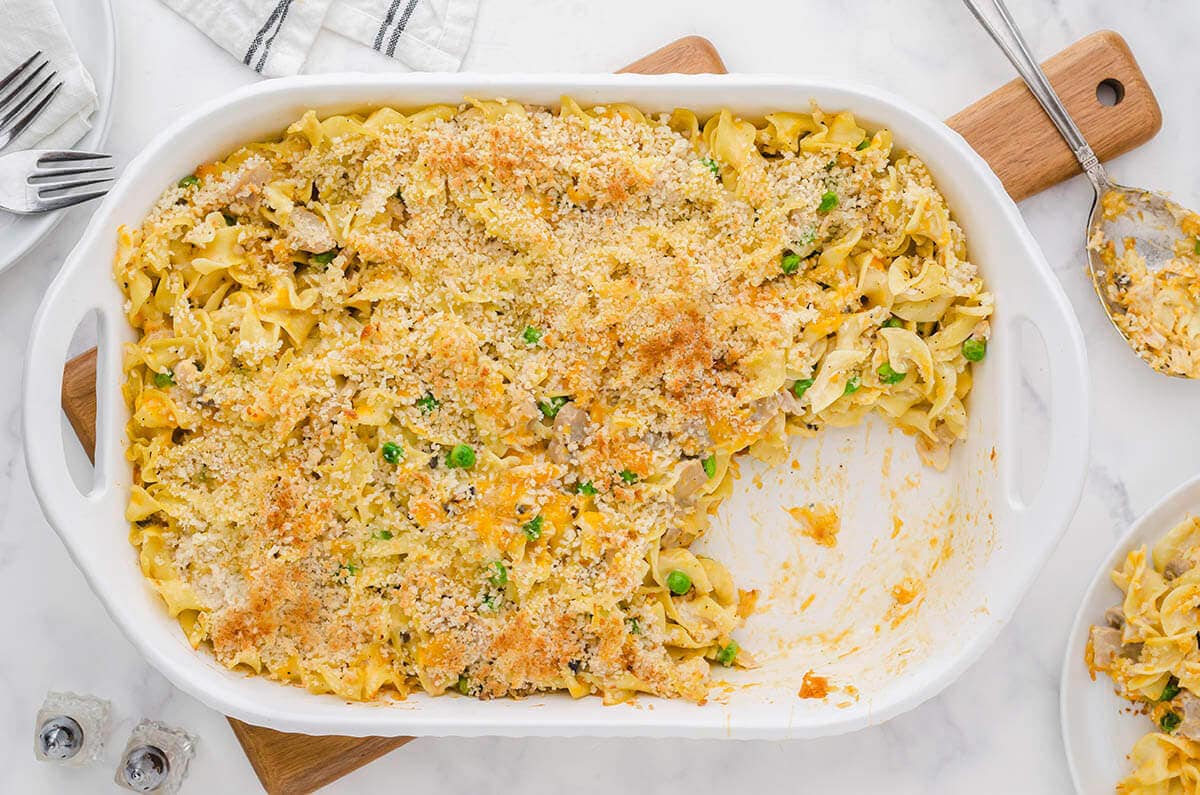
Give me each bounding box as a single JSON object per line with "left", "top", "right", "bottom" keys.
{"left": 114, "top": 98, "right": 992, "bottom": 703}
{"left": 1087, "top": 515, "right": 1200, "bottom": 792}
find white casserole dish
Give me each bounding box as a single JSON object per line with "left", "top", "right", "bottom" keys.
{"left": 23, "top": 74, "right": 1088, "bottom": 739}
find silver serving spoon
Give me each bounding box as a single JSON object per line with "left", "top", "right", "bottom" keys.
{"left": 962, "top": 0, "right": 1196, "bottom": 378}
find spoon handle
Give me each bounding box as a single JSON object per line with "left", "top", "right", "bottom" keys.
{"left": 961, "top": 0, "right": 1109, "bottom": 188}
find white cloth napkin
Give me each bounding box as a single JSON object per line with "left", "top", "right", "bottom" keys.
{"left": 0, "top": 0, "right": 98, "bottom": 150}
{"left": 160, "top": 0, "right": 480, "bottom": 78}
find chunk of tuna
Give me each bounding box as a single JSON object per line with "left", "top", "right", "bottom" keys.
{"left": 289, "top": 207, "right": 336, "bottom": 253}
{"left": 235, "top": 162, "right": 271, "bottom": 198}
{"left": 547, "top": 403, "right": 589, "bottom": 463}
{"left": 1105, "top": 606, "right": 1125, "bottom": 629}
{"left": 553, "top": 404, "right": 589, "bottom": 444}
{"left": 1165, "top": 558, "right": 1193, "bottom": 581}
{"left": 1089, "top": 625, "right": 1123, "bottom": 670}
{"left": 673, "top": 459, "right": 708, "bottom": 503}
{"left": 1178, "top": 693, "right": 1200, "bottom": 741}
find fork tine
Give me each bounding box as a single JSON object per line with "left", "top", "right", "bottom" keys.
{"left": 35, "top": 176, "right": 112, "bottom": 192}
{"left": 34, "top": 187, "right": 109, "bottom": 212}
{"left": 31, "top": 163, "right": 113, "bottom": 180}
{"left": 0, "top": 148, "right": 115, "bottom": 212}
{"left": 0, "top": 52, "right": 42, "bottom": 95}
{"left": 37, "top": 150, "right": 113, "bottom": 164}
{"left": 0, "top": 72, "right": 55, "bottom": 131}
{"left": 0, "top": 61, "right": 48, "bottom": 114}
{"left": 0, "top": 81, "right": 61, "bottom": 145}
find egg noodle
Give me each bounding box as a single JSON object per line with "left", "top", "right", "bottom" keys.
{"left": 115, "top": 98, "right": 992, "bottom": 703}
{"left": 1089, "top": 516, "right": 1200, "bottom": 794}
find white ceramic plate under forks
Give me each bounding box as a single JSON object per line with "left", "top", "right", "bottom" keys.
{"left": 1062, "top": 474, "right": 1200, "bottom": 793}
{"left": 0, "top": 0, "right": 115, "bottom": 275}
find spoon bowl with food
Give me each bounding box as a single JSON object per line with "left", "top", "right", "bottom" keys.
{"left": 964, "top": 0, "right": 1200, "bottom": 378}
{"left": 1086, "top": 181, "right": 1200, "bottom": 378}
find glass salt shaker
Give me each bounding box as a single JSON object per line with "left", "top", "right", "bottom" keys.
{"left": 34, "top": 691, "right": 111, "bottom": 765}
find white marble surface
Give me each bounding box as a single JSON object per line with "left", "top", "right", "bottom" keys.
{"left": 2, "top": 0, "right": 1198, "bottom": 791}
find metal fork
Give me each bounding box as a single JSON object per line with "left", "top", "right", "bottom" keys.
{"left": 0, "top": 150, "right": 113, "bottom": 213}
{"left": 0, "top": 51, "right": 64, "bottom": 151}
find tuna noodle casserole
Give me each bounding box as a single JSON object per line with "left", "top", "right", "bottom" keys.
{"left": 115, "top": 98, "right": 993, "bottom": 703}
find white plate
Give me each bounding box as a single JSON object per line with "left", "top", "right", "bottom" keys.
{"left": 0, "top": 0, "right": 116, "bottom": 275}
{"left": 1062, "top": 474, "right": 1200, "bottom": 793}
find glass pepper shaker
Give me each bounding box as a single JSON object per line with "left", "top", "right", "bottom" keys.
{"left": 114, "top": 719, "right": 196, "bottom": 794}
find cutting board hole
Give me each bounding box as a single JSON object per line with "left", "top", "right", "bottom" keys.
{"left": 1096, "top": 78, "right": 1125, "bottom": 107}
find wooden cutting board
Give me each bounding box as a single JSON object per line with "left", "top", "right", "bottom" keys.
{"left": 58, "top": 31, "right": 1157, "bottom": 794}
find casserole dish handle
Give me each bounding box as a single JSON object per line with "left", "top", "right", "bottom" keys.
{"left": 23, "top": 255, "right": 121, "bottom": 541}
{"left": 1003, "top": 288, "right": 1090, "bottom": 523}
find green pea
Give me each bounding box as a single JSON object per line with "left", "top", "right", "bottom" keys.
{"left": 1194, "top": 238, "right": 1200, "bottom": 255}
{"left": 781, "top": 251, "right": 802, "bottom": 275}
{"left": 877, "top": 363, "right": 906, "bottom": 384}
{"left": 666, "top": 569, "right": 692, "bottom": 595}
{"left": 619, "top": 469, "right": 639, "bottom": 485}
{"left": 415, "top": 394, "right": 440, "bottom": 413}
{"left": 178, "top": 175, "right": 200, "bottom": 189}
{"left": 381, "top": 441, "right": 403, "bottom": 464}
{"left": 843, "top": 374, "right": 861, "bottom": 395}
{"left": 701, "top": 157, "right": 721, "bottom": 177}
{"left": 818, "top": 191, "right": 838, "bottom": 213}
{"left": 1159, "top": 676, "right": 1182, "bottom": 702}
{"left": 488, "top": 560, "right": 508, "bottom": 587}
{"left": 882, "top": 317, "right": 902, "bottom": 328}
{"left": 456, "top": 675, "right": 471, "bottom": 694}
{"left": 538, "top": 395, "right": 570, "bottom": 419}
{"left": 715, "top": 640, "right": 739, "bottom": 666}
{"left": 311, "top": 249, "right": 338, "bottom": 266}
{"left": 446, "top": 444, "right": 476, "bottom": 469}
{"left": 523, "top": 515, "right": 543, "bottom": 541}
{"left": 372, "top": 529, "right": 393, "bottom": 540}
{"left": 627, "top": 617, "right": 641, "bottom": 634}
{"left": 856, "top": 138, "right": 871, "bottom": 151}
{"left": 702, "top": 455, "right": 717, "bottom": 479}
{"left": 962, "top": 338, "right": 987, "bottom": 362}
{"left": 792, "top": 378, "right": 814, "bottom": 399}
{"left": 522, "top": 326, "right": 543, "bottom": 345}
{"left": 1161, "top": 711, "right": 1182, "bottom": 733}
{"left": 153, "top": 370, "right": 175, "bottom": 388}
{"left": 576, "top": 480, "right": 597, "bottom": 495}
